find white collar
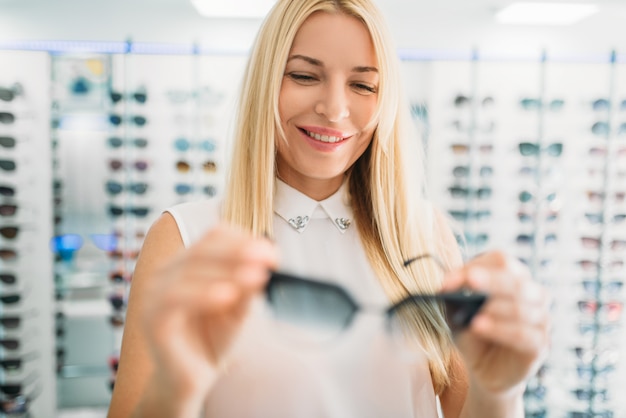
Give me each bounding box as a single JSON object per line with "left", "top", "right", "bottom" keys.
{"left": 274, "top": 179, "right": 353, "bottom": 234}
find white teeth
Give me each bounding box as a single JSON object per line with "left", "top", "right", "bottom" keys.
{"left": 305, "top": 130, "right": 343, "bottom": 143}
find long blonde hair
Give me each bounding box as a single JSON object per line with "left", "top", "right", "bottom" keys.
{"left": 223, "top": 0, "right": 460, "bottom": 394}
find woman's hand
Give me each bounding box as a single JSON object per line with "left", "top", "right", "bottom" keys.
{"left": 441, "top": 251, "right": 551, "bottom": 397}
{"left": 138, "top": 222, "right": 279, "bottom": 414}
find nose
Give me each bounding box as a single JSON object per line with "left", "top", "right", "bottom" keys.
{"left": 314, "top": 80, "right": 350, "bottom": 122}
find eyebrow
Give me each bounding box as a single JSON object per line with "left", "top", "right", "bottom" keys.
{"left": 287, "top": 54, "right": 378, "bottom": 73}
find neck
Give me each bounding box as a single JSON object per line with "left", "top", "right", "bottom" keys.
{"left": 276, "top": 171, "right": 344, "bottom": 201}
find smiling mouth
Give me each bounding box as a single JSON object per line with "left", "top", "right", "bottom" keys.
{"left": 300, "top": 128, "right": 348, "bottom": 144}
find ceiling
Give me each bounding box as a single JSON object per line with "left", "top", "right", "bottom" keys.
{"left": 0, "top": 0, "right": 624, "bottom": 57}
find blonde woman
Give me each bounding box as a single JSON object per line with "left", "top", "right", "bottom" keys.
{"left": 108, "top": 0, "right": 550, "bottom": 417}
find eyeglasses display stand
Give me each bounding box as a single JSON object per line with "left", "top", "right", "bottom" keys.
{"left": 0, "top": 50, "right": 56, "bottom": 417}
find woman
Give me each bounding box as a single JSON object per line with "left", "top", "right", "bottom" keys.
{"left": 108, "top": 0, "right": 551, "bottom": 417}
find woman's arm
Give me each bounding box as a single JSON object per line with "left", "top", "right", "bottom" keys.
{"left": 107, "top": 214, "right": 279, "bottom": 418}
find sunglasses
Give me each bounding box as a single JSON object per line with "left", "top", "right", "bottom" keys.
{"left": 581, "top": 237, "right": 626, "bottom": 250}
{"left": 107, "top": 249, "right": 140, "bottom": 260}
{"left": 89, "top": 233, "right": 118, "bottom": 252}
{"left": 585, "top": 213, "right": 626, "bottom": 225}
{"left": 107, "top": 137, "right": 149, "bottom": 149}
{"left": 0, "top": 310, "right": 38, "bottom": 330}
{"left": 265, "top": 254, "right": 487, "bottom": 345}
{"left": 592, "top": 98, "right": 610, "bottom": 111}
{"left": 173, "top": 137, "right": 218, "bottom": 153}
{"left": 519, "top": 98, "right": 565, "bottom": 111}
{"left": 105, "top": 181, "right": 149, "bottom": 196}
{"left": 0, "top": 112, "right": 15, "bottom": 125}
{"left": 0, "top": 272, "right": 17, "bottom": 285}
{"left": 49, "top": 234, "right": 84, "bottom": 262}
{"left": 449, "top": 209, "right": 491, "bottom": 222}
{"left": 0, "top": 83, "right": 23, "bottom": 102}
{"left": 109, "top": 89, "right": 147, "bottom": 104}
{"left": 0, "top": 226, "right": 20, "bottom": 240}
{"left": 586, "top": 190, "right": 626, "bottom": 204}
{"left": 581, "top": 280, "right": 623, "bottom": 296}
{"left": 450, "top": 143, "right": 493, "bottom": 155}
{"left": 0, "top": 185, "right": 15, "bottom": 197}
{"left": 451, "top": 165, "right": 493, "bottom": 178}
{"left": 0, "top": 352, "right": 38, "bottom": 373}
{"left": 519, "top": 191, "right": 557, "bottom": 203}
{"left": 0, "top": 159, "right": 17, "bottom": 172}
{"left": 577, "top": 259, "right": 624, "bottom": 272}
{"left": 518, "top": 142, "right": 563, "bottom": 157}
{"left": 462, "top": 232, "right": 489, "bottom": 246}
{"left": 0, "top": 136, "right": 16, "bottom": 149}
{"left": 0, "top": 370, "right": 38, "bottom": 396}
{"left": 109, "top": 313, "right": 125, "bottom": 328}
{"left": 578, "top": 300, "right": 623, "bottom": 322}
{"left": 108, "top": 159, "right": 149, "bottom": 172}
{"left": 109, "top": 270, "right": 132, "bottom": 284}
{"left": 516, "top": 233, "right": 557, "bottom": 246}
{"left": 448, "top": 186, "right": 492, "bottom": 200}
{"left": 453, "top": 94, "right": 494, "bottom": 108}
{"left": 517, "top": 210, "right": 559, "bottom": 224}
{"left": 108, "top": 205, "right": 151, "bottom": 218}
{"left": 572, "top": 388, "right": 609, "bottom": 402}
{"left": 108, "top": 114, "right": 147, "bottom": 127}
{"left": 588, "top": 146, "right": 626, "bottom": 158}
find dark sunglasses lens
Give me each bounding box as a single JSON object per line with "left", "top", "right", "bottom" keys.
{"left": 0, "top": 274, "right": 16, "bottom": 284}
{"left": 519, "top": 143, "right": 539, "bottom": 156}
{"left": 0, "top": 160, "right": 16, "bottom": 171}
{"left": 0, "top": 249, "right": 17, "bottom": 261}
{"left": 0, "top": 136, "right": 15, "bottom": 148}
{"left": 0, "top": 227, "right": 18, "bottom": 239}
{"left": 0, "top": 294, "right": 20, "bottom": 304}
{"left": 266, "top": 272, "right": 355, "bottom": 342}
{"left": 107, "top": 137, "right": 123, "bottom": 148}
{"left": 0, "top": 204, "right": 17, "bottom": 216}
{"left": 133, "top": 93, "right": 147, "bottom": 103}
{"left": 133, "top": 116, "right": 147, "bottom": 126}
{"left": 0, "top": 112, "right": 15, "bottom": 124}
{"left": 109, "top": 114, "right": 122, "bottom": 126}
{"left": 0, "top": 317, "right": 20, "bottom": 329}
{"left": 133, "top": 138, "right": 148, "bottom": 148}
{"left": 0, "top": 186, "right": 15, "bottom": 197}
{"left": 105, "top": 181, "right": 123, "bottom": 195}
{"left": 0, "top": 339, "right": 19, "bottom": 350}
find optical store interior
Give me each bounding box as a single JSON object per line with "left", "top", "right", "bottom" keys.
{"left": 2, "top": 0, "right": 626, "bottom": 416}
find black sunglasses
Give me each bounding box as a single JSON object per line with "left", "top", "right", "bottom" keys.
{"left": 109, "top": 114, "right": 147, "bottom": 127}
{"left": 265, "top": 254, "right": 487, "bottom": 344}
{"left": 0, "top": 136, "right": 16, "bottom": 148}
{"left": 0, "top": 83, "right": 23, "bottom": 102}
{"left": 0, "top": 272, "right": 17, "bottom": 285}
{"left": 110, "top": 89, "right": 148, "bottom": 104}
{"left": 0, "top": 159, "right": 17, "bottom": 172}
{"left": 105, "top": 180, "right": 149, "bottom": 196}
{"left": 0, "top": 112, "right": 15, "bottom": 124}
{"left": 107, "top": 136, "right": 149, "bottom": 149}
{"left": 0, "top": 352, "right": 38, "bottom": 372}
{"left": 108, "top": 205, "right": 151, "bottom": 218}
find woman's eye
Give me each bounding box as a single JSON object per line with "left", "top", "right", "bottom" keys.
{"left": 353, "top": 83, "right": 377, "bottom": 94}
{"left": 287, "top": 73, "right": 317, "bottom": 83}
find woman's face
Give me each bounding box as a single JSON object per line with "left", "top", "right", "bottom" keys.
{"left": 277, "top": 11, "right": 379, "bottom": 199}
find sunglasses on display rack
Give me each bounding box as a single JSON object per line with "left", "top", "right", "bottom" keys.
{"left": 581, "top": 237, "right": 626, "bottom": 250}
{"left": 515, "top": 233, "right": 558, "bottom": 246}
{"left": 453, "top": 94, "right": 495, "bottom": 108}
{"left": 448, "top": 186, "right": 492, "bottom": 200}
{"left": 0, "top": 112, "right": 15, "bottom": 125}
{"left": 451, "top": 165, "right": 493, "bottom": 178}
{"left": 581, "top": 280, "right": 624, "bottom": 296}
{"left": 586, "top": 190, "right": 626, "bottom": 204}
{"left": 448, "top": 209, "right": 491, "bottom": 222}
{"left": 462, "top": 232, "right": 489, "bottom": 246}
{"left": 108, "top": 159, "right": 149, "bottom": 172}
{"left": 173, "top": 137, "right": 218, "bottom": 153}
{"left": 109, "top": 291, "right": 126, "bottom": 311}
{"left": 0, "top": 136, "right": 16, "bottom": 149}
{"left": 0, "top": 352, "right": 39, "bottom": 374}
{"left": 588, "top": 146, "right": 626, "bottom": 158}
{"left": 105, "top": 181, "right": 149, "bottom": 196}
{"left": 572, "top": 389, "right": 609, "bottom": 402}
{"left": 577, "top": 259, "right": 624, "bottom": 272}
{"left": 108, "top": 205, "right": 151, "bottom": 218}
{"left": 518, "top": 191, "right": 557, "bottom": 204}
{"left": 449, "top": 143, "right": 493, "bottom": 155}
{"left": 517, "top": 210, "right": 559, "bottom": 224}
{"left": 49, "top": 234, "right": 83, "bottom": 262}
{"left": 0, "top": 310, "right": 38, "bottom": 331}
{"left": 0, "top": 272, "right": 17, "bottom": 285}
{"left": 175, "top": 160, "right": 218, "bottom": 174}
{"left": 577, "top": 300, "right": 623, "bottom": 322}
{"left": 518, "top": 142, "right": 563, "bottom": 157}
{"left": 107, "top": 137, "right": 149, "bottom": 149}
{"left": 109, "top": 89, "right": 148, "bottom": 105}
{"left": 0, "top": 159, "right": 17, "bottom": 172}
{"left": 0, "top": 83, "right": 23, "bottom": 103}
{"left": 0, "top": 370, "right": 38, "bottom": 397}
{"left": 0, "top": 226, "right": 21, "bottom": 240}
{"left": 109, "top": 270, "right": 132, "bottom": 284}
{"left": 108, "top": 114, "right": 147, "bottom": 127}
{"left": 265, "top": 254, "right": 487, "bottom": 345}
{"left": 519, "top": 98, "right": 565, "bottom": 111}
{"left": 0, "top": 184, "right": 16, "bottom": 197}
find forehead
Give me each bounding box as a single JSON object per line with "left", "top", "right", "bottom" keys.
{"left": 289, "top": 11, "right": 377, "bottom": 66}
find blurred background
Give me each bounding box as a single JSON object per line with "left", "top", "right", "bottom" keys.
{"left": 1, "top": 0, "right": 626, "bottom": 417}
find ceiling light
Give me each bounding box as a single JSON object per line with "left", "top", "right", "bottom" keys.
{"left": 190, "top": 0, "right": 276, "bottom": 18}
{"left": 495, "top": 2, "right": 599, "bottom": 25}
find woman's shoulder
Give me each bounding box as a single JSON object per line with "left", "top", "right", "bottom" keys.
{"left": 164, "top": 198, "right": 223, "bottom": 247}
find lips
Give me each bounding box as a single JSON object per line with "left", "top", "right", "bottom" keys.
{"left": 298, "top": 126, "right": 352, "bottom": 144}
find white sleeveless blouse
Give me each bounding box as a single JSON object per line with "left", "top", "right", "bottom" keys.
{"left": 165, "top": 180, "right": 441, "bottom": 418}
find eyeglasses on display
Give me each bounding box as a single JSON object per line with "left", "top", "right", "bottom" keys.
{"left": 0, "top": 159, "right": 17, "bottom": 172}
{"left": 450, "top": 143, "right": 493, "bottom": 155}
{"left": 0, "top": 136, "right": 16, "bottom": 149}
{"left": 577, "top": 300, "right": 623, "bottom": 322}
{"left": 0, "top": 352, "right": 38, "bottom": 373}
{"left": 0, "top": 112, "right": 15, "bottom": 124}
{"left": 448, "top": 186, "right": 492, "bottom": 200}
{"left": 519, "top": 98, "right": 565, "bottom": 111}
{"left": 105, "top": 181, "right": 149, "bottom": 196}
{"left": 0, "top": 83, "right": 23, "bottom": 103}
{"left": 449, "top": 209, "right": 491, "bottom": 222}
{"left": 452, "top": 165, "right": 493, "bottom": 178}
{"left": 581, "top": 280, "right": 623, "bottom": 295}
{"left": 453, "top": 94, "right": 495, "bottom": 108}
{"left": 584, "top": 213, "right": 626, "bottom": 225}
{"left": 109, "top": 89, "right": 147, "bottom": 104}
{"left": 0, "top": 370, "right": 38, "bottom": 396}
{"left": 107, "top": 137, "right": 149, "bottom": 149}
{"left": 0, "top": 185, "right": 15, "bottom": 197}
{"left": 0, "top": 310, "right": 38, "bottom": 330}
{"left": 517, "top": 211, "right": 558, "bottom": 224}
{"left": 108, "top": 114, "right": 147, "bottom": 127}
{"left": 108, "top": 159, "right": 149, "bottom": 172}
{"left": 0, "top": 272, "right": 17, "bottom": 285}
{"left": 265, "top": 254, "right": 487, "bottom": 345}
{"left": 49, "top": 234, "right": 83, "bottom": 262}
{"left": 108, "top": 205, "right": 151, "bottom": 218}
{"left": 173, "top": 137, "right": 217, "bottom": 153}
{"left": 0, "top": 226, "right": 20, "bottom": 240}
{"left": 519, "top": 191, "right": 557, "bottom": 203}
{"left": 518, "top": 142, "right": 563, "bottom": 157}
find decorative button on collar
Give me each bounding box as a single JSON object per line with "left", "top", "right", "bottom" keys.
{"left": 335, "top": 217, "right": 351, "bottom": 231}
{"left": 288, "top": 216, "right": 310, "bottom": 231}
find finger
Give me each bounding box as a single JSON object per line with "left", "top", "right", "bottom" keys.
{"left": 477, "top": 295, "right": 549, "bottom": 327}
{"left": 190, "top": 225, "right": 280, "bottom": 273}
{"left": 469, "top": 313, "right": 549, "bottom": 355}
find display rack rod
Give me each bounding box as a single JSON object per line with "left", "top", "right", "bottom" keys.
{"left": 0, "top": 40, "right": 624, "bottom": 63}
